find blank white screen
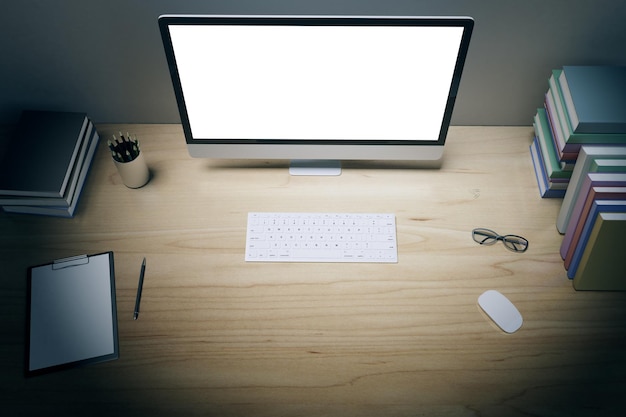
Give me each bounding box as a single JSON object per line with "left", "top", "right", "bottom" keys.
{"left": 170, "top": 24, "right": 463, "bottom": 141}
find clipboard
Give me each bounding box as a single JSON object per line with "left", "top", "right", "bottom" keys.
{"left": 26, "top": 252, "right": 119, "bottom": 376}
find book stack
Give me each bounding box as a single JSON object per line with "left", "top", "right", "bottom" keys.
{"left": 557, "top": 146, "right": 626, "bottom": 290}
{"left": 0, "top": 110, "right": 100, "bottom": 218}
{"left": 531, "top": 66, "right": 626, "bottom": 198}
{"left": 531, "top": 66, "right": 626, "bottom": 290}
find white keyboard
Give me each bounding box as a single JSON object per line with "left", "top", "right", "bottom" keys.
{"left": 245, "top": 212, "right": 398, "bottom": 263}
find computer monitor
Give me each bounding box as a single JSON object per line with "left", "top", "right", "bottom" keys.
{"left": 158, "top": 15, "right": 473, "bottom": 175}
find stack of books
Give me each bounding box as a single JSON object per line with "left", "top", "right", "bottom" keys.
{"left": 0, "top": 110, "right": 100, "bottom": 218}
{"left": 531, "top": 66, "right": 626, "bottom": 198}
{"left": 531, "top": 66, "right": 626, "bottom": 290}
{"left": 557, "top": 146, "right": 626, "bottom": 290}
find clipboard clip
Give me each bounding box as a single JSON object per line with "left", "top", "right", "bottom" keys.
{"left": 52, "top": 254, "right": 90, "bottom": 270}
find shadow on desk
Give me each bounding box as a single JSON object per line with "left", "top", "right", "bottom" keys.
{"left": 202, "top": 158, "right": 444, "bottom": 171}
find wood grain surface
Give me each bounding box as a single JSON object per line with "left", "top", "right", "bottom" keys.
{"left": 1, "top": 125, "right": 625, "bottom": 417}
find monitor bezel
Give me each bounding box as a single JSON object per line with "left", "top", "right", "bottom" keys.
{"left": 158, "top": 15, "right": 474, "bottom": 158}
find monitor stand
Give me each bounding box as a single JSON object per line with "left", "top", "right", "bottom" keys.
{"left": 289, "top": 160, "right": 342, "bottom": 176}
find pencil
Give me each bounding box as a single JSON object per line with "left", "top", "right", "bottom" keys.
{"left": 110, "top": 132, "right": 140, "bottom": 162}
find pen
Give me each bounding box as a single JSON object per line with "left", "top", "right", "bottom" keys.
{"left": 133, "top": 257, "right": 146, "bottom": 320}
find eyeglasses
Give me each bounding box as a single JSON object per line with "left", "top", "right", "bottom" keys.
{"left": 472, "top": 228, "right": 529, "bottom": 252}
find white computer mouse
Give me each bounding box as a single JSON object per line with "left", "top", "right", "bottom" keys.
{"left": 478, "top": 290, "right": 523, "bottom": 333}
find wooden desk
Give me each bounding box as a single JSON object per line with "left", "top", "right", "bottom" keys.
{"left": 1, "top": 125, "right": 625, "bottom": 416}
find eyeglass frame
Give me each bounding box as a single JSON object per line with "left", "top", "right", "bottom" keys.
{"left": 472, "top": 228, "right": 529, "bottom": 252}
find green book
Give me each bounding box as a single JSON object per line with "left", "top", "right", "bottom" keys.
{"left": 573, "top": 212, "right": 626, "bottom": 290}
{"left": 590, "top": 159, "right": 626, "bottom": 172}
{"left": 534, "top": 108, "right": 571, "bottom": 180}
{"left": 549, "top": 69, "right": 626, "bottom": 145}
{"left": 559, "top": 66, "right": 626, "bottom": 134}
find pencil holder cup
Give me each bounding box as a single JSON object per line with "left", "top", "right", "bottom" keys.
{"left": 113, "top": 152, "right": 150, "bottom": 188}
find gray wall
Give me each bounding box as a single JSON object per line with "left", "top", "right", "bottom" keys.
{"left": 1, "top": 0, "right": 625, "bottom": 126}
